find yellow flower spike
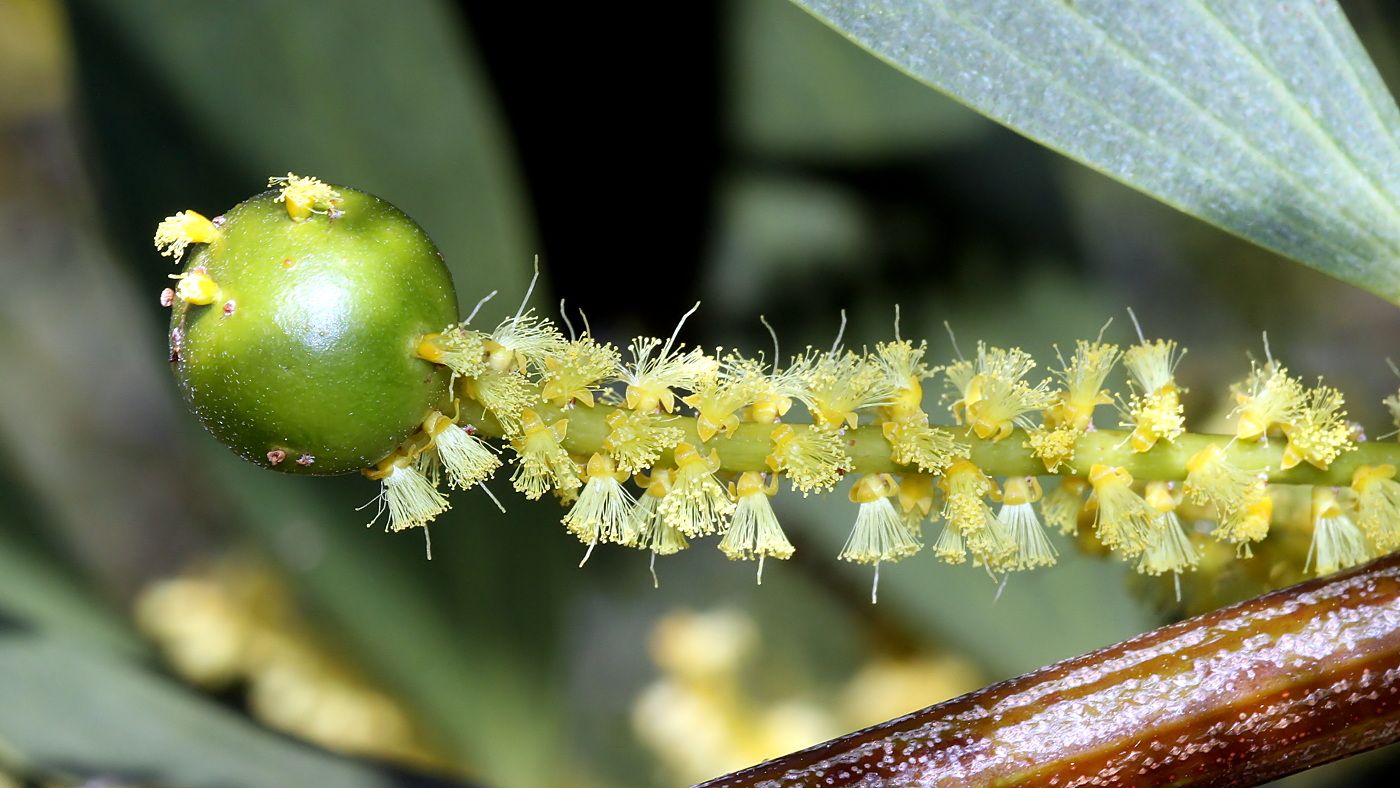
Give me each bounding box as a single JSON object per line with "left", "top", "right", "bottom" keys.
{"left": 462, "top": 370, "right": 536, "bottom": 438}
{"left": 362, "top": 452, "right": 450, "bottom": 535}
{"left": 881, "top": 418, "right": 968, "bottom": 475}
{"left": 1279, "top": 382, "right": 1354, "bottom": 471}
{"left": 658, "top": 442, "right": 735, "bottom": 538}
{"left": 154, "top": 209, "right": 220, "bottom": 260}
{"left": 170, "top": 268, "right": 222, "bottom": 306}
{"left": 1137, "top": 481, "right": 1198, "bottom": 582}
{"left": 896, "top": 472, "right": 938, "bottom": 534}
{"left": 1230, "top": 360, "right": 1304, "bottom": 442}
{"left": 269, "top": 173, "right": 342, "bottom": 221}
{"left": 564, "top": 454, "right": 639, "bottom": 565}
{"left": 602, "top": 409, "right": 683, "bottom": 475}
{"left": 841, "top": 473, "right": 922, "bottom": 604}
{"left": 508, "top": 409, "right": 580, "bottom": 500}
{"left": 1043, "top": 340, "right": 1121, "bottom": 433}
{"left": 1183, "top": 444, "right": 1267, "bottom": 535}
{"left": 944, "top": 343, "right": 1053, "bottom": 442}
{"left": 799, "top": 349, "right": 896, "bottom": 431}
{"left": 1351, "top": 464, "right": 1400, "bottom": 552}
{"left": 423, "top": 410, "right": 501, "bottom": 491}
{"left": 416, "top": 326, "right": 488, "bottom": 380}
{"left": 719, "top": 472, "right": 793, "bottom": 583}
{"left": 766, "top": 424, "right": 847, "bottom": 495}
{"left": 1121, "top": 338, "right": 1187, "bottom": 452}
{"left": 1307, "top": 487, "right": 1371, "bottom": 576}
{"left": 541, "top": 337, "right": 621, "bottom": 408}
{"left": 1041, "top": 477, "right": 1089, "bottom": 536}
{"left": 993, "top": 476, "right": 1056, "bottom": 571}
{"left": 1086, "top": 464, "right": 1156, "bottom": 558}
{"left": 617, "top": 305, "right": 717, "bottom": 414}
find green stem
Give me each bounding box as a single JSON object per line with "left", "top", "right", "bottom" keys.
{"left": 456, "top": 396, "right": 1400, "bottom": 485}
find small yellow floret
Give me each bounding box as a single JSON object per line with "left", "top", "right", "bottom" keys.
{"left": 1307, "top": 487, "right": 1371, "bottom": 576}
{"left": 874, "top": 340, "right": 933, "bottom": 422}
{"left": 488, "top": 311, "right": 568, "bottom": 374}
{"left": 509, "top": 409, "right": 580, "bottom": 500}
{"left": 1351, "top": 464, "right": 1400, "bottom": 552}
{"left": 1041, "top": 477, "right": 1089, "bottom": 535}
{"left": 1027, "top": 426, "right": 1079, "bottom": 473}
{"left": 463, "top": 370, "right": 537, "bottom": 437}
{"left": 564, "top": 454, "right": 638, "bottom": 563}
{"left": 417, "top": 327, "right": 488, "bottom": 380}
{"left": 939, "top": 459, "right": 1008, "bottom": 564}
{"left": 766, "top": 424, "right": 847, "bottom": 495}
{"left": 798, "top": 349, "right": 896, "bottom": 431}
{"left": 992, "top": 477, "right": 1056, "bottom": 571}
{"left": 896, "top": 472, "right": 937, "bottom": 533}
{"left": 541, "top": 337, "right": 621, "bottom": 408}
{"left": 1385, "top": 388, "right": 1400, "bottom": 435}
{"left": 1183, "top": 444, "right": 1266, "bottom": 527}
{"left": 882, "top": 417, "right": 967, "bottom": 474}
{"left": 1136, "top": 481, "right": 1198, "bottom": 578}
{"left": 154, "top": 210, "right": 220, "bottom": 260}
{"left": 424, "top": 410, "right": 500, "bottom": 490}
{"left": 1226, "top": 494, "right": 1274, "bottom": 552}
{"left": 719, "top": 472, "right": 793, "bottom": 582}
{"left": 171, "top": 268, "right": 222, "bottom": 305}
{"left": 269, "top": 173, "right": 342, "bottom": 221}
{"left": 1121, "top": 339, "right": 1186, "bottom": 452}
{"left": 683, "top": 355, "right": 764, "bottom": 442}
{"left": 944, "top": 343, "right": 1052, "bottom": 442}
{"left": 1044, "top": 340, "right": 1120, "bottom": 432}
{"left": 1230, "top": 361, "right": 1304, "bottom": 442}
{"left": 619, "top": 337, "right": 716, "bottom": 414}
{"left": 363, "top": 454, "right": 449, "bottom": 533}
{"left": 1279, "top": 382, "right": 1353, "bottom": 471}
{"left": 658, "top": 442, "right": 735, "bottom": 537}
{"left": 1087, "top": 464, "right": 1156, "bottom": 557}
{"left": 602, "top": 408, "right": 684, "bottom": 474}
{"left": 841, "top": 474, "right": 922, "bottom": 603}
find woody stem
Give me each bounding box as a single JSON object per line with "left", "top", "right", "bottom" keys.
{"left": 697, "top": 553, "right": 1400, "bottom": 787}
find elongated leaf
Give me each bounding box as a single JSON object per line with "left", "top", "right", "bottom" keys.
{"left": 0, "top": 634, "right": 416, "bottom": 787}
{"left": 792, "top": 0, "right": 1400, "bottom": 304}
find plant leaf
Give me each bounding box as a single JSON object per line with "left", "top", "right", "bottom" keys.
{"left": 0, "top": 633, "right": 414, "bottom": 787}
{"left": 791, "top": 0, "right": 1400, "bottom": 304}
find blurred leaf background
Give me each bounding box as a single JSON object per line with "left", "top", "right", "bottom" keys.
{"left": 1, "top": 0, "right": 1399, "bottom": 786}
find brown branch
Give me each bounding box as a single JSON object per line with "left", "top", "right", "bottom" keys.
{"left": 699, "top": 554, "right": 1400, "bottom": 787}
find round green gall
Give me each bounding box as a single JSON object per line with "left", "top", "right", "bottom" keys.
{"left": 165, "top": 180, "right": 459, "bottom": 475}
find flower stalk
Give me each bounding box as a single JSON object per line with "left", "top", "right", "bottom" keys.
{"left": 456, "top": 395, "right": 1400, "bottom": 488}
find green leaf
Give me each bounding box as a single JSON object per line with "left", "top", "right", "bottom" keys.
{"left": 791, "top": 0, "right": 1400, "bottom": 303}
{"left": 0, "top": 633, "right": 407, "bottom": 787}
